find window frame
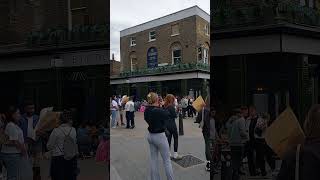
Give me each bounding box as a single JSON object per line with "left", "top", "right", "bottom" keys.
{"left": 172, "top": 47, "right": 182, "bottom": 65}
{"left": 130, "top": 37, "right": 136, "bottom": 47}
{"left": 171, "top": 24, "right": 180, "bottom": 36}
{"left": 149, "top": 31, "right": 156, "bottom": 42}
{"left": 130, "top": 57, "right": 138, "bottom": 71}
{"left": 204, "top": 24, "right": 209, "bottom": 36}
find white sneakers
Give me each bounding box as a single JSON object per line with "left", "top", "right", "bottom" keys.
{"left": 169, "top": 152, "right": 182, "bottom": 159}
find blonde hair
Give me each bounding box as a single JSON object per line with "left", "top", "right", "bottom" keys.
{"left": 164, "top": 94, "right": 175, "bottom": 107}
{"left": 147, "top": 92, "right": 158, "bottom": 105}
{"left": 304, "top": 104, "right": 320, "bottom": 137}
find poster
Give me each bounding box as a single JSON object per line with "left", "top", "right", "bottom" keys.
{"left": 147, "top": 47, "right": 158, "bottom": 68}
{"left": 265, "top": 107, "right": 305, "bottom": 158}
{"left": 192, "top": 96, "right": 205, "bottom": 112}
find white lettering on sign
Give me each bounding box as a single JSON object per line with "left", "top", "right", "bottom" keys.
{"left": 62, "top": 49, "right": 109, "bottom": 67}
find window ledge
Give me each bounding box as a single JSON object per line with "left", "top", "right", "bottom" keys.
{"left": 171, "top": 34, "right": 179, "bottom": 37}
{"left": 148, "top": 39, "right": 156, "bottom": 42}
{"left": 130, "top": 44, "right": 136, "bottom": 47}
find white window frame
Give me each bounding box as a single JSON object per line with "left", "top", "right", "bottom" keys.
{"left": 130, "top": 57, "right": 137, "bottom": 71}
{"left": 172, "top": 48, "right": 182, "bottom": 65}
{"left": 204, "top": 24, "right": 209, "bottom": 36}
{"left": 203, "top": 48, "right": 209, "bottom": 64}
{"left": 149, "top": 31, "right": 156, "bottom": 42}
{"left": 130, "top": 37, "right": 136, "bottom": 46}
{"left": 171, "top": 24, "right": 180, "bottom": 36}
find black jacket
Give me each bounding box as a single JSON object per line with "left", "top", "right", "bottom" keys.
{"left": 196, "top": 107, "right": 210, "bottom": 137}
{"left": 277, "top": 138, "right": 320, "bottom": 180}
{"left": 164, "top": 105, "right": 177, "bottom": 131}
{"left": 144, "top": 106, "right": 169, "bottom": 133}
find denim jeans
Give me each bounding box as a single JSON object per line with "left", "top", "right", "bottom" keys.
{"left": 0, "top": 153, "right": 21, "bottom": 180}
{"left": 111, "top": 110, "right": 117, "bottom": 127}
{"left": 147, "top": 132, "right": 174, "bottom": 180}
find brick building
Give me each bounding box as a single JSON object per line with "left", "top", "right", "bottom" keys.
{"left": 0, "top": 0, "right": 109, "bottom": 125}
{"left": 111, "top": 6, "right": 210, "bottom": 100}
{"left": 212, "top": 0, "right": 320, "bottom": 121}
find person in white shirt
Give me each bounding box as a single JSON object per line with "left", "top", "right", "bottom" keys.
{"left": 125, "top": 96, "right": 135, "bottom": 129}
{"left": 0, "top": 106, "right": 26, "bottom": 180}
{"left": 110, "top": 96, "right": 119, "bottom": 128}
{"left": 47, "top": 110, "right": 78, "bottom": 180}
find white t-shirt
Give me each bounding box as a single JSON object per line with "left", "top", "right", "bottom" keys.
{"left": 47, "top": 124, "right": 77, "bottom": 157}
{"left": 111, "top": 100, "right": 118, "bottom": 111}
{"left": 125, "top": 101, "right": 135, "bottom": 112}
{"left": 1, "top": 122, "right": 24, "bottom": 154}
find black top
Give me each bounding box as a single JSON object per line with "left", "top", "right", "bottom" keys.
{"left": 165, "top": 105, "right": 177, "bottom": 130}
{"left": 144, "top": 106, "right": 169, "bottom": 133}
{"left": 249, "top": 116, "right": 258, "bottom": 141}
{"left": 196, "top": 107, "right": 210, "bottom": 137}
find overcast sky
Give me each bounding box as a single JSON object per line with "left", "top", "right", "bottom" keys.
{"left": 110, "top": 0, "right": 210, "bottom": 61}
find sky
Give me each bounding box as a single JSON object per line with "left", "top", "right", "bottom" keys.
{"left": 110, "top": 0, "right": 210, "bottom": 61}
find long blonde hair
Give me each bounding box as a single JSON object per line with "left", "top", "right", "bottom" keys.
{"left": 304, "top": 104, "right": 320, "bottom": 137}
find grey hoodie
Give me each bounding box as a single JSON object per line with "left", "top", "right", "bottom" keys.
{"left": 226, "top": 115, "right": 248, "bottom": 146}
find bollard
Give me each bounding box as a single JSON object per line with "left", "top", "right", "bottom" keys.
{"left": 179, "top": 111, "right": 184, "bottom": 136}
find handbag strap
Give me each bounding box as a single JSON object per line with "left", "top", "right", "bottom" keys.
{"left": 295, "top": 144, "right": 301, "bottom": 180}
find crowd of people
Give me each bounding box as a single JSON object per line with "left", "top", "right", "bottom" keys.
{"left": 0, "top": 101, "right": 108, "bottom": 180}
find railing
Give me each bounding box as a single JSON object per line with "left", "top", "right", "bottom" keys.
{"left": 118, "top": 62, "right": 210, "bottom": 78}
{"left": 26, "top": 24, "right": 108, "bottom": 47}
{"left": 212, "top": 1, "right": 320, "bottom": 29}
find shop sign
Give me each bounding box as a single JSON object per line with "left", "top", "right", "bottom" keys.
{"left": 147, "top": 47, "right": 158, "bottom": 68}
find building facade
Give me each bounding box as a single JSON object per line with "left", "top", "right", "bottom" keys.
{"left": 212, "top": 0, "right": 320, "bottom": 122}
{"left": 0, "top": 0, "right": 109, "bottom": 126}
{"left": 111, "top": 6, "right": 210, "bottom": 100}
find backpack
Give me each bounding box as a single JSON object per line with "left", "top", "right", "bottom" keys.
{"left": 58, "top": 127, "right": 78, "bottom": 160}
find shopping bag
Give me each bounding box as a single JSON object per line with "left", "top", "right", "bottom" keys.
{"left": 19, "top": 156, "right": 33, "bottom": 180}
{"left": 265, "top": 107, "right": 305, "bottom": 158}
{"left": 192, "top": 96, "right": 205, "bottom": 112}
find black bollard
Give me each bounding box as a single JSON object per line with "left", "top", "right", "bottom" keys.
{"left": 179, "top": 111, "right": 184, "bottom": 136}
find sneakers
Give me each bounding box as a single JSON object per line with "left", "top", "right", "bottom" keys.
{"left": 206, "top": 161, "right": 211, "bottom": 171}
{"left": 173, "top": 152, "right": 182, "bottom": 160}
{"left": 111, "top": 126, "right": 117, "bottom": 129}
{"left": 169, "top": 152, "right": 172, "bottom": 158}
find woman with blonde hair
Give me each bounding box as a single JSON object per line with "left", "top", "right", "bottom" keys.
{"left": 144, "top": 92, "right": 174, "bottom": 180}
{"left": 164, "top": 94, "right": 181, "bottom": 159}
{"left": 277, "top": 104, "right": 320, "bottom": 180}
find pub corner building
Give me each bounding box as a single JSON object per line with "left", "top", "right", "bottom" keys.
{"left": 212, "top": 0, "right": 320, "bottom": 122}
{"left": 0, "top": 29, "right": 109, "bottom": 126}
{"left": 111, "top": 6, "right": 210, "bottom": 100}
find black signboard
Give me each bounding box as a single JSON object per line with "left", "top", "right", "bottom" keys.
{"left": 147, "top": 47, "right": 158, "bottom": 68}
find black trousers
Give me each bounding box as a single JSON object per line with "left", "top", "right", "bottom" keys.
{"left": 166, "top": 126, "right": 179, "bottom": 152}
{"left": 50, "top": 156, "right": 77, "bottom": 180}
{"left": 230, "top": 146, "right": 243, "bottom": 180}
{"left": 244, "top": 141, "right": 257, "bottom": 176}
{"left": 182, "top": 108, "right": 187, "bottom": 118}
{"left": 255, "top": 138, "right": 275, "bottom": 175}
{"left": 125, "top": 111, "right": 135, "bottom": 128}
{"left": 187, "top": 106, "right": 195, "bottom": 117}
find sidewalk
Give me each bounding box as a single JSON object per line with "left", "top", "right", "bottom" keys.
{"left": 111, "top": 112, "right": 210, "bottom": 180}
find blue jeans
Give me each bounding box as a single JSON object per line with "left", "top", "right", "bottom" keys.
{"left": 147, "top": 132, "right": 174, "bottom": 180}
{"left": 111, "top": 110, "right": 117, "bottom": 127}
{"left": 0, "top": 153, "right": 21, "bottom": 180}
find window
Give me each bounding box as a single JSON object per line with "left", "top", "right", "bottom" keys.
{"left": 203, "top": 48, "right": 209, "bottom": 64}
{"left": 171, "top": 24, "right": 179, "bottom": 36}
{"left": 198, "top": 47, "right": 202, "bottom": 61}
{"left": 172, "top": 49, "right": 182, "bottom": 64}
{"left": 130, "top": 37, "right": 136, "bottom": 46}
{"left": 204, "top": 24, "right": 209, "bottom": 36}
{"left": 149, "top": 31, "right": 156, "bottom": 41}
{"left": 131, "top": 57, "right": 138, "bottom": 71}
{"left": 171, "top": 43, "right": 182, "bottom": 64}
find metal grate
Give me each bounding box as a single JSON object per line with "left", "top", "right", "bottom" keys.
{"left": 171, "top": 155, "right": 204, "bottom": 168}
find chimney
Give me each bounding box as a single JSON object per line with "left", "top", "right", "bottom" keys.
{"left": 112, "top": 53, "right": 115, "bottom": 60}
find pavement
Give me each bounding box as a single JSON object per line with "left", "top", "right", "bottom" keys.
{"left": 111, "top": 112, "right": 276, "bottom": 180}
{"left": 111, "top": 112, "right": 210, "bottom": 180}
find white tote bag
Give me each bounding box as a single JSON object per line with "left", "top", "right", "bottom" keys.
{"left": 19, "top": 156, "right": 33, "bottom": 180}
